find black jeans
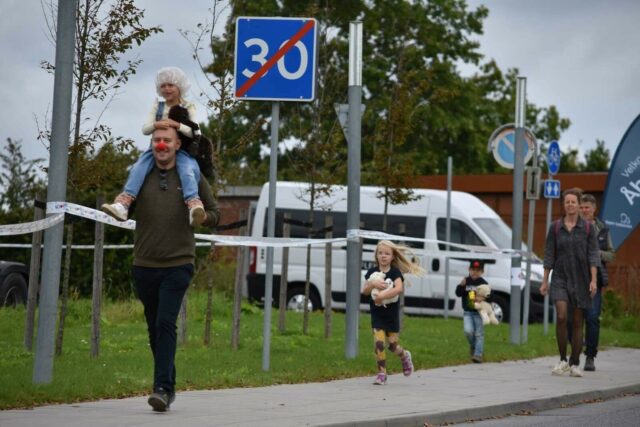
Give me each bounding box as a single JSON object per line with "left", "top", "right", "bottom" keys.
{"left": 133, "top": 264, "right": 193, "bottom": 393}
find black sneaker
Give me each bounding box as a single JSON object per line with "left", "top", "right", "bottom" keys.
{"left": 148, "top": 388, "right": 172, "bottom": 412}
{"left": 584, "top": 356, "right": 596, "bottom": 372}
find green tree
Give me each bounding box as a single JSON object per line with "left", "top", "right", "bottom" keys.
{"left": 206, "top": 1, "right": 572, "bottom": 182}
{"left": 583, "top": 139, "right": 610, "bottom": 171}
{"left": 41, "top": 0, "right": 162, "bottom": 194}
{"left": 0, "top": 138, "right": 46, "bottom": 266}
{"left": 0, "top": 138, "right": 45, "bottom": 214}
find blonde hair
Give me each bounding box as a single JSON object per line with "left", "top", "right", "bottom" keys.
{"left": 375, "top": 240, "right": 426, "bottom": 277}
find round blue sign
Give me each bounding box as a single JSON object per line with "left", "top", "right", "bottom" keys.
{"left": 547, "top": 140, "right": 561, "bottom": 175}
{"left": 487, "top": 124, "right": 536, "bottom": 169}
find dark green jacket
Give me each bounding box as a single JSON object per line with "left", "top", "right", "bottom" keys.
{"left": 132, "top": 166, "right": 219, "bottom": 268}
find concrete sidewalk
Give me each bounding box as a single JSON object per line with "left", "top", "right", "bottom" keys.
{"left": 2, "top": 347, "right": 639, "bottom": 427}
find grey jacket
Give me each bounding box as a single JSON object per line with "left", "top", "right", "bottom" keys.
{"left": 543, "top": 216, "right": 600, "bottom": 307}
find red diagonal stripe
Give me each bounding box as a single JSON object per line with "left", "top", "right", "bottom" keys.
{"left": 236, "top": 19, "right": 315, "bottom": 98}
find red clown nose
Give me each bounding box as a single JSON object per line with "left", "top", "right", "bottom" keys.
{"left": 155, "top": 141, "right": 168, "bottom": 151}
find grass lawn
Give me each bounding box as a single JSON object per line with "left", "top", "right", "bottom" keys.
{"left": 1, "top": 290, "right": 639, "bottom": 409}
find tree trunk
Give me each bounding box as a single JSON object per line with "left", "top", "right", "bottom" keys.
{"left": 24, "top": 193, "right": 44, "bottom": 351}
{"left": 277, "top": 213, "right": 291, "bottom": 332}
{"left": 55, "top": 223, "right": 73, "bottom": 356}
{"left": 231, "top": 209, "right": 248, "bottom": 350}
{"left": 203, "top": 244, "right": 215, "bottom": 346}
{"left": 90, "top": 195, "right": 105, "bottom": 358}
{"left": 324, "top": 215, "right": 333, "bottom": 339}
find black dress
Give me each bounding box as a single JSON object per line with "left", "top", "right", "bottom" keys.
{"left": 365, "top": 266, "right": 404, "bottom": 333}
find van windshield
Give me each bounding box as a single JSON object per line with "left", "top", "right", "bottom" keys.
{"left": 473, "top": 217, "right": 527, "bottom": 251}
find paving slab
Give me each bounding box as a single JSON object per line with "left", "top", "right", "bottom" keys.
{"left": 2, "top": 347, "right": 639, "bottom": 427}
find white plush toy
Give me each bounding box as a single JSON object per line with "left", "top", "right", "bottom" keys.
{"left": 474, "top": 284, "right": 499, "bottom": 325}
{"left": 369, "top": 271, "right": 398, "bottom": 306}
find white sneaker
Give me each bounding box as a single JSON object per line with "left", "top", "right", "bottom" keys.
{"left": 189, "top": 205, "right": 206, "bottom": 226}
{"left": 569, "top": 365, "right": 583, "bottom": 377}
{"left": 101, "top": 202, "right": 128, "bottom": 221}
{"left": 551, "top": 360, "right": 570, "bottom": 376}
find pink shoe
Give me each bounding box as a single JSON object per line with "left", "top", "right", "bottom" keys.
{"left": 373, "top": 372, "right": 387, "bottom": 385}
{"left": 401, "top": 350, "right": 414, "bottom": 376}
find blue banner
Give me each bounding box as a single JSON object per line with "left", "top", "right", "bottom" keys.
{"left": 601, "top": 114, "right": 640, "bottom": 250}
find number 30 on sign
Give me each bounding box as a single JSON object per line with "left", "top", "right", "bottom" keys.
{"left": 234, "top": 17, "right": 318, "bottom": 102}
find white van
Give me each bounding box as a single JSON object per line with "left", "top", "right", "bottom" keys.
{"left": 246, "top": 181, "right": 546, "bottom": 322}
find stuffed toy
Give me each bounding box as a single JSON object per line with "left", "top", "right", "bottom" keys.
{"left": 474, "top": 284, "right": 499, "bottom": 325}
{"left": 168, "top": 105, "right": 215, "bottom": 178}
{"left": 369, "top": 271, "right": 398, "bottom": 306}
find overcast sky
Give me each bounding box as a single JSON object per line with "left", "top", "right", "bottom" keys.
{"left": 1, "top": 0, "right": 638, "bottom": 170}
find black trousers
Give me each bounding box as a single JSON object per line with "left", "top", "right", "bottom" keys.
{"left": 133, "top": 264, "right": 193, "bottom": 393}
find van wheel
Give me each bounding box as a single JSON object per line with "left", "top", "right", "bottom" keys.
{"left": 491, "top": 294, "right": 509, "bottom": 324}
{"left": 0, "top": 273, "right": 28, "bottom": 308}
{"left": 286, "top": 286, "right": 320, "bottom": 312}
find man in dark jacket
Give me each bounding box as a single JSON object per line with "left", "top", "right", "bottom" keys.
{"left": 579, "top": 193, "right": 615, "bottom": 372}
{"left": 132, "top": 125, "right": 219, "bottom": 411}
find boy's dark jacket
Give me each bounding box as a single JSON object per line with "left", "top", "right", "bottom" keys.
{"left": 455, "top": 276, "right": 489, "bottom": 313}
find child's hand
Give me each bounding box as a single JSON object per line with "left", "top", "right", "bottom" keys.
{"left": 154, "top": 119, "right": 179, "bottom": 130}
{"left": 373, "top": 279, "right": 388, "bottom": 290}
{"left": 373, "top": 293, "right": 385, "bottom": 305}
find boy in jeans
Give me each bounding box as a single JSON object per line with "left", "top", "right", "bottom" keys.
{"left": 455, "top": 259, "right": 488, "bottom": 363}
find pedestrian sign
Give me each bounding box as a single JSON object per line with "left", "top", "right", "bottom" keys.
{"left": 547, "top": 140, "right": 561, "bottom": 175}
{"left": 543, "top": 179, "right": 561, "bottom": 199}
{"left": 234, "top": 17, "right": 318, "bottom": 102}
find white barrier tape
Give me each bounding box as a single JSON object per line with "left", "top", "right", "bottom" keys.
{"left": 349, "top": 229, "right": 538, "bottom": 262}
{"left": 194, "top": 233, "right": 347, "bottom": 248}
{"left": 0, "top": 202, "right": 537, "bottom": 261}
{"left": 47, "top": 202, "right": 136, "bottom": 230}
{"left": 0, "top": 214, "right": 65, "bottom": 236}
{"left": 0, "top": 242, "right": 214, "bottom": 249}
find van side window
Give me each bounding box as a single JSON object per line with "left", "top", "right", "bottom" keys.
{"left": 264, "top": 209, "right": 347, "bottom": 238}
{"left": 437, "top": 218, "right": 485, "bottom": 251}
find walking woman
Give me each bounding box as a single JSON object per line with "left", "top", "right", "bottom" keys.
{"left": 540, "top": 188, "right": 600, "bottom": 377}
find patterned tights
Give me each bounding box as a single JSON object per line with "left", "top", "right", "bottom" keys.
{"left": 373, "top": 328, "right": 408, "bottom": 374}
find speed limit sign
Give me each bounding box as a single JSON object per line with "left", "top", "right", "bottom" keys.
{"left": 234, "top": 17, "right": 317, "bottom": 102}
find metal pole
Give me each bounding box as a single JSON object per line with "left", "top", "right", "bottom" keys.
{"left": 33, "top": 0, "right": 77, "bottom": 384}
{"left": 345, "top": 21, "right": 363, "bottom": 359}
{"left": 522, "top": 149, "right": 538, "bottom": 343}
{"left": 544, "top": 179, "right": 553, "bottom": 334}
{"left": 509, "top": 77, "right": 526, "bottom": 345}
{"left": 262, "top": 102, "right": 279, "bottom": 371}
{"left": 444, "top": 156, "right": 452, "bottom": 319}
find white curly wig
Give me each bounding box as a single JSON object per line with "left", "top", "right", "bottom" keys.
{"left": 155, "top": 66, "right": 191, "bottom": 98}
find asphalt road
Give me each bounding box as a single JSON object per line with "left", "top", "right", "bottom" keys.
{"left": 448, "top": 393, "right": 640, "bottom": 427}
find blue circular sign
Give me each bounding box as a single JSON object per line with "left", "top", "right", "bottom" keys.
{"left": 487, "top": 124, "right": 536, "bottom": 169}
{"left": 547, "top": 140, "right": 561, "bottom": 175}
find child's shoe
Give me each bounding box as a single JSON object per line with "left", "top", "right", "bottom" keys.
{"left": 101, "top": 193, "right": 133, "bottom": 221}
{"left": 373, "top": 372, "right": 387, "bottom": 385}
{"left": 100, "top": 193, "right": 134, "bottom": 221}
{"left": 401, "top": 350, "right": 414, "bottom": 376}
{"left": 187, "top": 198, "right": 206, "bottom": 226}
{"left": 101, "top": 202, "right": 128, "bottom": 221}
{"left": 471, "top": 355, "right": 483, "bottom": 363}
